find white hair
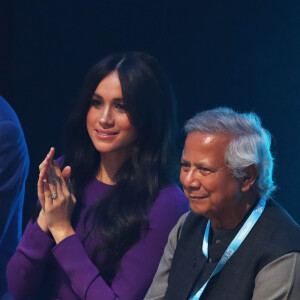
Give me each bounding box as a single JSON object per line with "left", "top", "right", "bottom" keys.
{"left": 185, "top": 107, "right": 275, "bottom": 199}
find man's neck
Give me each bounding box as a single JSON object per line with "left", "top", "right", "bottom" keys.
{"left": 210, "top": 195, "right": 259, "bottom": 230}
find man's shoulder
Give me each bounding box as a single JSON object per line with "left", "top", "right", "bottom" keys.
{"left": 263, "top": 199, "right": 300, "bottom": 237}
{"left": 251, "top": 199, "right": 300, "bottom": 269}
{"left": 177, "top": 211, "right": 207, "bottom": 243}
{"left": 184, "top": 210, "right": 207, "bottom": 226}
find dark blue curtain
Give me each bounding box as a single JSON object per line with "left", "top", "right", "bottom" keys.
{"left": 1, "top": 0, "right": 299, "bottom": 224}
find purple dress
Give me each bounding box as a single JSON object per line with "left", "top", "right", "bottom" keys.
{"left": 6, "top": 177, "right": 189, "bottom": 300}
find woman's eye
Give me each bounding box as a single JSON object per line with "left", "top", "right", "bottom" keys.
{"left": 91, "top": 99, "right": 102, "bottom": 107}
{"left": 115, "top": 103, "right": 126, "bottom": 111}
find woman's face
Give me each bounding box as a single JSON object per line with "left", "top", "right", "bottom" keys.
{"left": 86, "top": 71, "right": 137, "bottom": 156}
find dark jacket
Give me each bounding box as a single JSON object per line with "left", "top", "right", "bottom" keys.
{"left": 165, "top": 200, "right": 300, "bottom": 300}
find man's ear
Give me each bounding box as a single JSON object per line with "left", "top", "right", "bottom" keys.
{"left": 241, "top": 164, "right": 258, "bottom": 192}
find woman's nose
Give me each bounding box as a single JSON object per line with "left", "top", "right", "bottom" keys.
{"left": 99, "top": 106, "right": 114, "bottom": 127}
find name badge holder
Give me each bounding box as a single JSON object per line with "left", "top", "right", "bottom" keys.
{"left": 189, "top": 198, "right": 266, "bottom": 300}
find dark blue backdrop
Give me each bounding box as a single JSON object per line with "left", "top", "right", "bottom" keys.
{"left": 1, "top": 0, "right": 300, "bottom": 224}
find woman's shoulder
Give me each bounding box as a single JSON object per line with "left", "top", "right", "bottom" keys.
{"left": 148, "top": 184, "right": 189, "bottom": 221}
{"left": 157, "top": 184, "right": 187, "bottom": 202}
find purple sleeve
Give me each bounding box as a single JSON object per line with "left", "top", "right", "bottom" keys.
{"left": 52, "top": 185, "right": 189, "bottom": 300}
{"left": 5, "top": 155, "right": 61, "bottom": 299}
{"left": 6, "top": 221, "right": 55, "bottom": 300}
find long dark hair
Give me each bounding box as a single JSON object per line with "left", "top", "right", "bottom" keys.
{"left": 63, "top": 52, "right": 178, "bottom": 283}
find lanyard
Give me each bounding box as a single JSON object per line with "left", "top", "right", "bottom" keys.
{"left": 189, "top": 198, "right": 266, "bottom": 300}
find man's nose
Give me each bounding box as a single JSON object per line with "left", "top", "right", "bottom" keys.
{"left": 182, "top": 170, "right": 201, "bottom": 189}
{"left": 99, "top": 106, "right": 114, "bottom": 127}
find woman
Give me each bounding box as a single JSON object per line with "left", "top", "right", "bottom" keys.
{"left": 7, "top": 52, "right": 189, "bottom": 300}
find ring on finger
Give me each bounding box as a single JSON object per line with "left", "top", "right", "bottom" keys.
{"left": 51, "top": 193, "right": 58, "bottom": 199}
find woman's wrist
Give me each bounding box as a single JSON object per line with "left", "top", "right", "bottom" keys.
{"left": 37, "top": 211, "right": 49, "bottom": 233}
{"left": 50, "top": 225, "right": 76, "bottom": 244}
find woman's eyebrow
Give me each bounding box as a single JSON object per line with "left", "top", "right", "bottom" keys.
{"left": 92, "top": 93, "right": 103, "bottom": 100}
{"left": 112, "top": 97, "right": 124, "bottom": 103}
{"left": 92, "top": 93, "right": 123, "bottom": 103}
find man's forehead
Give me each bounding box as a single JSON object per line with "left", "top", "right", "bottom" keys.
{"left": 195, "top": 133, "right": 215, "bottom": 144}
{"left": 185, "top": 132, "right": 233, "bottom": 146}
{"left": 181, "top": 132, "right": 233, "bottom": 163}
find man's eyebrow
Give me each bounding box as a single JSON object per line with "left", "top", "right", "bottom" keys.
{"left": 181, "top": 157, "right": 211, "bottom": 168}
{"left": 194, "top": 162, "right": 207, "bottom": 168}
{"left": 180, "top": 157, "right": 190, "bottom": 164}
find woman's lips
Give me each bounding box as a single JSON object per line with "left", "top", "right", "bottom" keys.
{"left": 95, "top": 129, "right": 118, "bottom": 140}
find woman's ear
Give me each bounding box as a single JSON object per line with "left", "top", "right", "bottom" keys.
{"left": 241, "top": 164, "right": 258, "bottom": 192}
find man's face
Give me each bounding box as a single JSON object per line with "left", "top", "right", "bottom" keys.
{"left": 180, "top": 132, "right": 243, "bottom": 221}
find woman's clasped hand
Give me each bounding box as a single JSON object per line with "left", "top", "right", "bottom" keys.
{"left": 37, "top": 147, "right": 76, "bottom": 244}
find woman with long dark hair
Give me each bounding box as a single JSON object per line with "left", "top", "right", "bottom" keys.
{"left": 7, "top": 52, "right": 189, "bottom": 300}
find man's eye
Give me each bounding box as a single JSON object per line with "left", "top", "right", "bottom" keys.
{"left": 200, "top": 167, "right": 211, "bottom": 174}
{"left": 181, "top": 162, "right": 189, "bottom": 170}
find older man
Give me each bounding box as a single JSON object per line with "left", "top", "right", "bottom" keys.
{"left": 145, "top": 107, "right": 300, "bottom": 300}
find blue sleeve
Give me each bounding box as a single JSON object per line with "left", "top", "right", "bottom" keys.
{"left": 0, "top": 120, "right": 29, "bottom": 242}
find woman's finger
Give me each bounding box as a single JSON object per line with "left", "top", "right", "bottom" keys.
{"left": 47, "top": 162, "right": 59, "bottom": 199}
{"left": 38, "top": 156, "right": 53, "bottom": 209}
{"left": 52, "top": 162, "right": 76, "bottom": 206}
{"left": 52, "top": 162, "right": 69, "bottom": 195}
{"left": 39, "top": 147, "right": 55, "bottom": 171}
{"left": 45, "top": 147, "right": 55, "bottom": 164}
{"left": 37, "top": 174, "right": 46, "bottom": 210}
{"left": 61, "top": 165, "right": 76, "bottom": 205}
{"left": 39, "top": 159, "right": 49, "bottom": 183}
{"left": 43, "top": 181, "right": 53, "bottom": 210}
{"left": 66, "top": 170, "right": 76, "bottom": 205}
{"left": 43, "top": 147, "right": 55, "bottom": 182}
{"left": 39, "top": 147, "right": 55, "bottom": 183}
{"left": 61, "top": 165, "right": 71, "bottom": 182}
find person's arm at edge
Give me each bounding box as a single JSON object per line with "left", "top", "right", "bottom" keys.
{"left": 0, "top": 121, "right": 29, "bottom": 242}
{"left": 252, "top": 252, "right": 300, "bottom": 300}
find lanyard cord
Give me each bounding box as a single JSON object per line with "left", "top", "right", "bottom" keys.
{"left": 189, "top": 198, "right": 266, "bottom": 300}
